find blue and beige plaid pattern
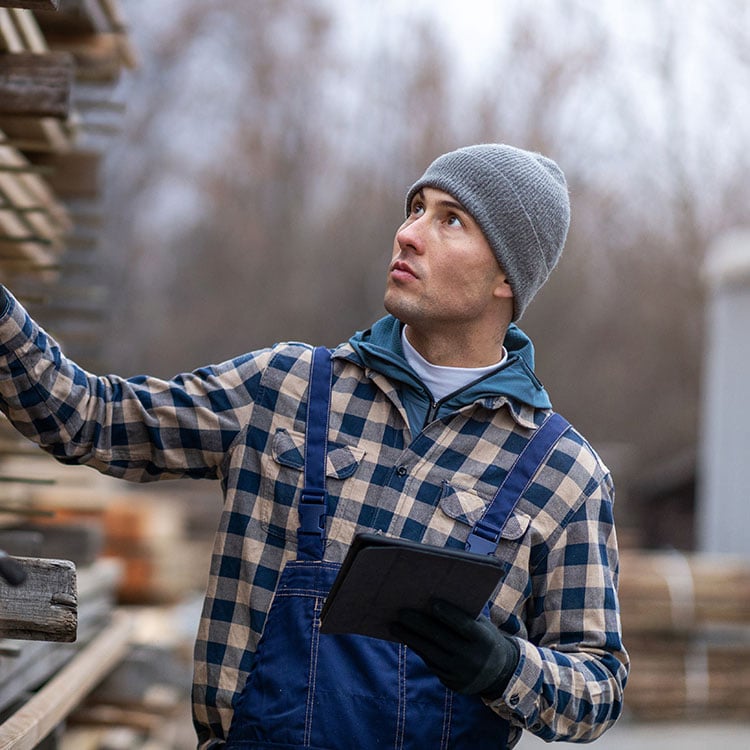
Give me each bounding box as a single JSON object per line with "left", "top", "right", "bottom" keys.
{"left": 0, "top": 290, "right": 628, "bottom": 748}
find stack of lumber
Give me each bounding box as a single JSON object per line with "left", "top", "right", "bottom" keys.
{"left": 619, "top": 549, "right": 750, "bottom": 720}
{"left": 0, "top": 452, "right": 212, "bottom": 748}
{"left": 0, "top": 0, "right": 136, "bottom": 362}
{"left": 0, "top": 5, "right": 197, "bottom": 747}
{"left": 0, "top": 452, "right": 215, "bottom": 604}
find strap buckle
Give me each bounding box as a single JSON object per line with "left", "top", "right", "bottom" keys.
{"left": 465, "top": 521, "right": 501, "bottom": 556}
{"left": 299, "top": 489, "right": 326, "bottom": 534}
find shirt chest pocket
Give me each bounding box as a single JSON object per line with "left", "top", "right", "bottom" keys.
{"left": 259, "top": 428, "right": 365, "bottom": 540}
{"left": 434, "top": 482, "right": 531, "bottom": 558}
{"left": 437, "top": 483, "right": 535, "bottom": 624}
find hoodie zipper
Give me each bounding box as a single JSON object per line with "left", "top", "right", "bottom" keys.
{"left": 424, "top": 399, "right": 440, "bottom": 429}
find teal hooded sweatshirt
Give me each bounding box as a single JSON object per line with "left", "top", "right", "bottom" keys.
{"left": 347, "top": 315, "right": 552, "bottom": 436}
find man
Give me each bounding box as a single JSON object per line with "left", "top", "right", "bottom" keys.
{"left": 0, "top": 144, "right": 628, "bottom": 748}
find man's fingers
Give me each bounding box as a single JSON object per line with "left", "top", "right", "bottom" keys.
{"left": 430, "top": 599, "right": 480, "bottom": 638}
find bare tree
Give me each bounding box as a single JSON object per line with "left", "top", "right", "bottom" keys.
{"left": 92, "top": 0, "right": 750, "bottom": 537}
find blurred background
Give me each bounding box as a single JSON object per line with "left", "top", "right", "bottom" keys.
{"left": 1, "top": 0, "right": 749, "bottom": 747}
{"left": 95, "top": 0, "right": 749, "bottom": 549}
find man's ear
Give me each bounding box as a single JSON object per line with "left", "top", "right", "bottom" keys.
{"left": 494, "top": 275, "right": 514, "bottom": 301}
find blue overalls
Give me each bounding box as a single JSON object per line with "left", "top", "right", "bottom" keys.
{"left": 226, "top": 348, "right": 569, "bottom": 749}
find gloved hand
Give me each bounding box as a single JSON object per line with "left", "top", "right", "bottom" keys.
{"left": 391, "top": 599, "right": 520, "bottom": 699}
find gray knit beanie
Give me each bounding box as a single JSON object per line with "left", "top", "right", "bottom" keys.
{"left": 405, "top": 144, "right": 570, "bottom": 320}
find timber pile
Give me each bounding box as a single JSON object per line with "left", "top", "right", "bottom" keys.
{"left": 0, "top": 0, "right": 136, "bottom": 361}
{"left": 0, "top": 451, "right": 213, "bottom": 748}
{"left": 0, "top": 4, "right": 204, "bottom": 748}
{"left": 0, "top": 462, "right": 211, "bottom": 750}
{"left": 619, "top": 549, "right": 750, "bottom": 721}
{"left": 0, "top": 453, "right": 215, "bottom": 603}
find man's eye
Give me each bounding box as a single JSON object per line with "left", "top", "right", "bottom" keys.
{"left": 411, "top": 202, "right": 425, "bottom": 216}
{"left": 446, "top": 215, "right": 463, "bottom": 227}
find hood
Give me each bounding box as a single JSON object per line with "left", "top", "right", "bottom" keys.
{"left": 345, "top": 316, "right": 552, "bottom": 417}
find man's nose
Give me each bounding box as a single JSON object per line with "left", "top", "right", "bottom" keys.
{"left": 396, "top": 216, "right": 426, "bottom": 254}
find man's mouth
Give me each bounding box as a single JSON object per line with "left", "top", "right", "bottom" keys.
{"left": 390, "top": 261, "right": 418, "bottom": 281}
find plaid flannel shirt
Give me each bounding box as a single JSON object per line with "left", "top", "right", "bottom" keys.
{"left": 0, "top": 289, "right": 628, "bottom": 748}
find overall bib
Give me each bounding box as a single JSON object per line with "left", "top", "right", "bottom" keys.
{"left": 226, "top": 348, "right": 569, "bottom": 749}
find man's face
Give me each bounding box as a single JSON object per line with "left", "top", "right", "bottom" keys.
{"left": 384, "top": 187, "right": 511, "bottom": 338}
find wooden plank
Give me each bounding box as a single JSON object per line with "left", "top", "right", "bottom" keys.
{"left": 0, "top": 559, "right": 122, "bottom": 713}
{"left": 0, "top": 3, "right": 59, "bottom": 10}
{"left": 0, "top": 140, "right": 71, "bottom": 229}
{"left": 0, "top": 210, "right": 59, "bottom": 270}
{"left": 0, "top": 9, "right": 24, "bottom": 53}
{"left": 8, "top": 8, "right": 48, "bottom": 53}
{"left": 0, "top": 610, "right": 132, "bottom": 750}
{"left": 0, "top": 51, "right": 75, "bottom": 120}
{"left": 30, "top": 149, "right": 100, "bottom": 198}
{"left": 0, "top": 557, "right": 76, "bottom": 642}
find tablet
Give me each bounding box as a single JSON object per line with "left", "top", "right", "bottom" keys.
{"left": 319, "top": 532, "right": 505, "bottom": 642}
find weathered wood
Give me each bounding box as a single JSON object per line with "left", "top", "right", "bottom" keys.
{"left": 0, "top": 51, "right": 75, "bottom": 119}
{"left": 0, "top": 3, "right": 59, "bottom": 10}
{"left": 0, "top": 610, "right": 132, "bottom": 750}
{"left": 0, "top": 559, "right": 122, "bottom": 714}
{"left": 0, "top": 557, "right": 76, "bottom": 642}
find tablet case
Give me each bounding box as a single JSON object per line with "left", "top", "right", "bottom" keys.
{"left": 319, "top": 532, "right": 505, "bottom": 642}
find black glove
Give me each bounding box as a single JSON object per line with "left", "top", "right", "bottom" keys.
{"left": 391, "top": 599, "right": 520, "bottom": 699}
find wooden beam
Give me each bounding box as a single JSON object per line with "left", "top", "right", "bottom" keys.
{"left": 0, "top": 610, "right": 132, "bottom": 750}
{"left": 0, "top": 141, "right": 71, "bottom": 229}
{"left": 30, "top": 149, "right": 101, "bottom": 198}
{"left": 9, "top": 8, "right": 49, "bottom": 53}
{"left": 0, "top": 51, "right": 75, "bottom": 119}
{"left": 0, "top": 557, "right": 76, "bottom": 642}
{"left": 0, "top": 2, "right": 59, "bottom": 10}
{"left": 0, "top": 9, "right": 24, "bottom": 53}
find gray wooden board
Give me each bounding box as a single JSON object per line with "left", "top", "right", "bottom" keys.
{"left": 0, "top": 558, "right": 76, "bottom": 642}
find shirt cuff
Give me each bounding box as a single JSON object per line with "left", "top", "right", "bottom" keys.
{"left": 485, "top": 638, "right": 546, "bottom": 731}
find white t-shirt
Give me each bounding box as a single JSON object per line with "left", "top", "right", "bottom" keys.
{"left": 401, "top": 329, "right": 508, "bottom": 402}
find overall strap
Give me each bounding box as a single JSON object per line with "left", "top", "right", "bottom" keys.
{"left": 297, "top": 346, "right": 333, "bottom": 561}
{"left": 465, "top": 412, "right": 571, "bottom": 556}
